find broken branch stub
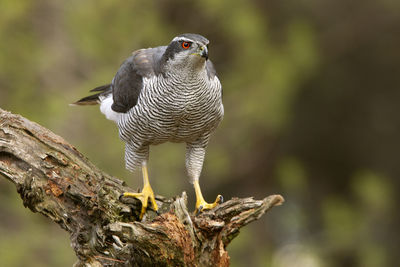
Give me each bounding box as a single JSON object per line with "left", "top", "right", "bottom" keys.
{"left": 0, "top": 108, "right": 284, "bottom": 266}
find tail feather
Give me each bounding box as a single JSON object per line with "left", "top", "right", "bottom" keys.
{"left": 71, "top": 84, "right": 112, "bottom": 106}
{"left": 90, "top": 84, "right": 112, "bottom": 92}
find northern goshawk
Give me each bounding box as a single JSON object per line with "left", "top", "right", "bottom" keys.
{"left": 74, "top": 33, "right": 224, "bottom": 219}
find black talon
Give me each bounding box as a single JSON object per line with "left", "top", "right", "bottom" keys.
{"left": 196, "top": 205, "right": 203, "bottom": 215}
{"left": 156, "top": 210, "right": 161, "bottom": 216}
{"left": 219, "top": 195, "right": 224, "bottom": 203}
{"left": 119, "top": 194, "right": 124, "bottom": 201}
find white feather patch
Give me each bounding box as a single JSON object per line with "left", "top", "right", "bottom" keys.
{"left": 99, "top": 95, "right": 121, "bottom": 122}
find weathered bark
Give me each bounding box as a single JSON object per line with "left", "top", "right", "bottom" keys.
{"left": 0, "top": 107, "right": 284, "bottom": 267}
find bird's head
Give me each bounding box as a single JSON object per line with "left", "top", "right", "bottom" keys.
{"left": 162, "top": 33, "right": 210, "bottom": 73}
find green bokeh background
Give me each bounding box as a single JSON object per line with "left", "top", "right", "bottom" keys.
{"left": 0, "top": 0, "right": 399, "bottom": 266}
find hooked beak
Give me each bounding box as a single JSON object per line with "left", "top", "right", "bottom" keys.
{"left": 199, "top": 45, "right": 208, "bottom": 60}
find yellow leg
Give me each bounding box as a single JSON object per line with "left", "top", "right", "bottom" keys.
{"left": 194, "top": 180, "right": 223, "bottom": 213}
{"left": 121, "top": 163, "right": 158, "bottom": 219}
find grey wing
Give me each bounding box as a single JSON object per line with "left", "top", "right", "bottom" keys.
{"left": 206, "top": 60, "right": 217, "bottom": 79}
{"left": 111, "top": 46, "right": 167, "bottom": 113}
{"left": 206, "top": 60, "right": 223, "bottom": 97}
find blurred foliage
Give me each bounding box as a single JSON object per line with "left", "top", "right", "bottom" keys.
{"left": 0, "top": 0, "right": 399, "bottom": 266}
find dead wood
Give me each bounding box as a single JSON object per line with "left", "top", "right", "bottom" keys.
{"left": 0, "top": 108, "right": 284, "bottom": 267}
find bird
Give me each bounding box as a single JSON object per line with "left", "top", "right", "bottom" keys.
{"left": 73, "top": 33, "right": 224, "bottom": 219}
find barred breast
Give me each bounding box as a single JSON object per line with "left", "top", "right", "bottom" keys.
{"left": 115, "top": 70, "right": 223, "bottom": 170}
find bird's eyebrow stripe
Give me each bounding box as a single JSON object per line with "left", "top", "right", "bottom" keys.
{"left": 172, "top": 37, "right": 195, "bottom": 43}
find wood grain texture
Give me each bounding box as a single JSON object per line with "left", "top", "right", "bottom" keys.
{"left": 0, "top": 108, "right": 284, "bottom": 267}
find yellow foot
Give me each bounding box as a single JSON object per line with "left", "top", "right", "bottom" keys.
{"left": 195, "top": 194, "right": 223, "bottom": 214}
{"left": 120, "top": 183, "right": 159, "bottom": 220}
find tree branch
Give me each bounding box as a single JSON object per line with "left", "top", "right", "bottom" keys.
{"left": 0, "top": 108, "right": 284, "bottom": 267}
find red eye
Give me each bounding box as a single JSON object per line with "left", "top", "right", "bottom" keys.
{"left": 181, "top": 41, "right": 191, "bottom": 49}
